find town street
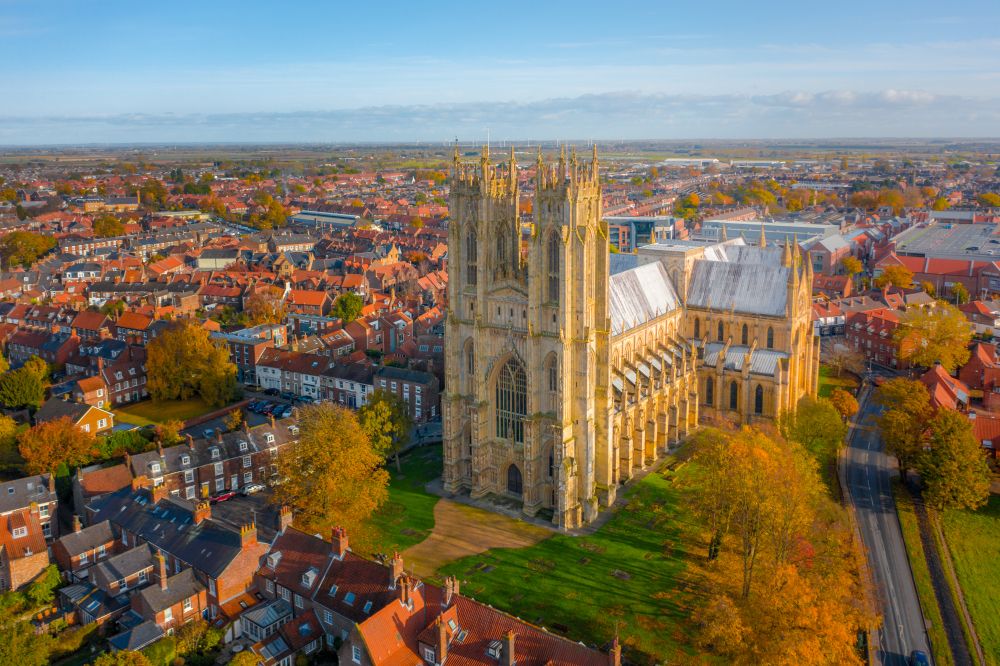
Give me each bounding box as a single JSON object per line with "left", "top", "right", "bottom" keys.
{"left": 845, "top": 386, "right": 932, "bottom": 665}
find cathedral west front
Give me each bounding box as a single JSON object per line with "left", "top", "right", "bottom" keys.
{"left": 442, "top": 147, "right": 819, "bottom": 529}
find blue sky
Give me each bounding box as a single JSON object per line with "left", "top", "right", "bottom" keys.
{"left": 2, "top": 0, "right": 999, "bottom": 143}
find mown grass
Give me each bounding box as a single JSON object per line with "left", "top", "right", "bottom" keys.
{"left": 365, "top": 445, "right": 442, "bottom": 556}
{"left": 941, "top": 494, "right": 1000, "bottom": 666}
{"left": 893, "top": 480, "right": 955, "bottom": 666}
{"left": 818, "top": 364, "right": 859, "bottom": 398}
{"left": 113, "top": 397, "right": 216, "bottom": 426}
{"left": 437, "top": 464, "right": 704, "bottom": 665}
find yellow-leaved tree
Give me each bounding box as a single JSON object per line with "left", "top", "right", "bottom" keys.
{"left": 893, "top": 301, "right": 972, "bottom": 372}
{"left": 272, "top": 403, "right": 389, "bottom": 545}
{"left": 146, "top": 319, "right": 237, "bottom": 407}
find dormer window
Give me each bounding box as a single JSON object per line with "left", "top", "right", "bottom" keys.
{"left": 301, "top": 568, "right": 317, "bottom": 588}
{"left": 181, "top": 455, "right": 190, "bottom": 466}
{"left": 329, "top": 584, "right": 339, "bottom": 597}
{"left": 487, "top": 640, "right": 502, "bottom": 659}
{"left": 211, "top": 448, "right": 220, "bottom": 459}
{"left": 150, "top": 462, "right": 161, "bottom": 475}
{"left": 265, "top": 433, "right": 275, "bottom": 444}
{"left": 239, "top": 441, "right": 248, "bottom": 451}
{"left": 12, "top": 527, "right": 27, "bottom": 539}
{"left": 266, "top": 551, "right": 282, "bottom": 568}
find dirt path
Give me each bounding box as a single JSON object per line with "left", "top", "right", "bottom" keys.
{"left": 401, "top": 499, "right": 551, "bottom": 578}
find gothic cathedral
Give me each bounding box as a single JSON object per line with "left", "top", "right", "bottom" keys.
{"left": 443, "top": 148, "right": 819, "bottom": 529}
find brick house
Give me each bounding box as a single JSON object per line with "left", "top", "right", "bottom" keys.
{"left": 256, "top": 348, "right": 329, "bottom": 399}
{"left": 0, "top": 474, "right": 58, "bottom": 543}
{"left": 287, "top": 289, "right": 332, "bottom": 316}
{"left": 35, "top": 397, "right": 115, "bottom": 435}
{"left": 844, "top": 308, "right": 910, "bottom": 370}
{"left": 52, "top": 516, "right": 116, "bottom": 582}
{"left": 0, "top": 507, "right": 51, "bottom": 592}
{"left": 321, "top": 363, "right": 374, "bottom": 408}
{"left": 374, "top": 366, "right": 439, "bottom": 422}
{"left": 114, "top": 311, "right": 154, "bottom": 345}
{"left": 70, "top": 310, "right": 112, "bottom": 340}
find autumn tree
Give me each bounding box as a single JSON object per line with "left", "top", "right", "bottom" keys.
{"left": 0, "top": 618, "right": 52, "bottom": 666}
{"left": 919, "top": 409, "right": 991, "bottom": 511}
{"left": 244, "top": 286, "right": 286, "bottom": 325}
{"left": 332, "top": 292, "right": 364, "bottom": 323}
{"left": 825, "top": 346, "right": 865, "bottom": 379}
{"left": 951, "top": 282, "right": 970, "bottom": 305}
{"left": 147, "top": 319, "right": 238, "bottom": 407}
{"left": 224, "top": 409, "right": 243, "bottom": 432}
{"left": 894, "top": 302, "right": 972, "bottom": 372}
{"left": 876, "top": 378, "right": 933, "bottom": 473}
{"left": 22, "top": 355, "right": 49, "bottom": 383}
{"left": 18, "top": 416, "right": 97, "bottom": 475}
{"left": 932, "top": 197, "right": 950, "bottom": 211}
{"left": 874, "top": 264, "right": 913, "bottom": 290}
{"left": 921, "top": 281, "right": 936, "bottom": 298}
{"left": 93, "top": 214, "right": 125, "bottom": 237}
{"left": 684, "top": 428, "right": 738, "bottom": 560}
{"left": 228, "top": 653, "right": 258, "bottom": 666}
{"left": 0, "top": 367, "right": 45, "bottom": 409}
{"left": 272, "top": 403, "right": 389, "bottom": 539}
{"left": 358, "top": 389, "right": 412, "bottom": 472}
{"left": 840, "top": 256, "right": 863, "bottom": 277}
{"left": 0, "top": 231, "right": 56, "bottom": 268}
{"left": 975, "top": 192, "right": 1000, "bottom": 207}
{"left": 0, "top": 414, "right": 19, "bottom": 465}
{"left": 155, "top": 419, "right": 184, "bottom": 446}
{"left": 828, "top": 389, "right": 859, "bottom": 421}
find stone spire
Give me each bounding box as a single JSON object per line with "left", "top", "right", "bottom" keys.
{"left": 759, "top": 222, "right": 767, "bottom": 248}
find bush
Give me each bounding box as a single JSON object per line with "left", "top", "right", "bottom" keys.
{"left": 97, "top": 429, "right": 154, "bottom": 459}
{"left": 25, "top": 564, "right": 61, "bottom": 607}
{"left": 142, "top": 636, "right": 177, "bottom": 666}
{"left": 49, "top": 622, "right": 97, "bottom": 660}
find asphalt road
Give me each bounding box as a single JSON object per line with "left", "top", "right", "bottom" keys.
{"left": 846, "top": 386, "right": 932, "bottom": 665}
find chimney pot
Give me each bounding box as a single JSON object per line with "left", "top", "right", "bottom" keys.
{"left": 72, "top": 514, "right": 82, "bottom": 533}
{"left": 157, "top": 551, "right": 168, "bottom": 591}
{"left": 331, "top": 525, "right": 349, "bottom": 559}
{"left": 437, "top": 617, "right": 449, "bottom": 661}
{"left": 389, "top": 551, "right": 404, "bottom": 588}
{"left": 608, "top": 637, "right": 622, "bottom": 666}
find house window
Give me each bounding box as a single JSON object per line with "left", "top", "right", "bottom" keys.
{"left": 265, "top": 579, "right": 274, "bottom": 594}
{"left": 98, "top": 418, "right": 107, "bottom": 429}
{"left": 215, "top": 478, "right": 224, "bottom": 491}
{"left": 138, "top": 570, "right": 147, "bottom": 585}
{"left": 183, "top": 597, "right": 192, "bottom": 612}
{"left": 239, "top": 441, "right": 248, "bottom": 451}
{"left": 209, "top": 578, "right": 216, "bottom": 596}
{"left": 12, "top": 527, "right": 26, "bottom": 539}
{"left": 184, "top": 470, "right": 194, "bottom": 483}
{"left": 352, "top": 646, "right": 362, "bottom": 664}
{"left": 164, "top": 607, "right": 172, "bottom": 623}
{"left": 295, "top": 594, "right": 304, "bottom": 609}
{"left": 424, "top": 647, "right": 436, "bottom": 662}
{"left": 97, "top": 544, "right": 105, "bottom": 557}
{"left": 122, "top": 532, "right": 129, "bottom": 546}
{"left": 185, "top": 486, "right": 195, "bottom": 500}
{"left": 79, "top": 552, "right": 88, "bottom": 565}
{"left": 214, "top": 463, "right": 223, "bottom": 476}
{"left": 242, "top": 455, "right": 251, "bottom": 468}
{"left": 280, "top": 587, "right": 290, "bottom": 602}
{"left": 181, "top": 455, "right": 190, "bottom": 466}
{"left": 323, "top": 610, "right": 333, "bottom": 624}
{"left": 243, "top": 472, "right": 252, "bottom": 484}
{"left": 117, "top": 578, "right": 127, "bottom": 590}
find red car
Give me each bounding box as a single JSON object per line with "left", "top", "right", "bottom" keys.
{"left": 210, "top": 491, "right": 237, "bottom": 504}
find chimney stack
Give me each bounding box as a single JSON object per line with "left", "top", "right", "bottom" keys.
{"left": 277, "top": 505, "right": 293, "bottom": 532}
{"left": 331, "top": 526, "right": 349, "bottom": 559}
{"left": 437, "top": 618, "right": 449, "bottom": 662}
{"left": 444, "top": 575, "right": 459, "bottom": 607}
{"left": 216, "top": 429, "right": 223, "bottom": 444}
{"left": 398, "top": 573, "right": 411, "bottom": 606}
{"left": 157, "top": 551, "right": 168, "bottom": 591}
{"left": 186, "top": 433, "right": 195, "bottom": 450}
{"left": 389, "top": 551, "right": 404, "bottom": 588}
{"left": 72, "top": 514, "right": 82, "bottom": 533}
{"left": 47, "top": 474, "right": 55, "bottom": 493}
{"left": 608, "top": 637, "right": 621, "bottom": 666}
{"left": 240, "top": 522, "right": 258, "bottom": 548}
{"left": 501, "top": 631, "right": 516, "bottom": 666}
{"left": 269, "top": 414, "right": 276, "bottom": 428}
{"left": 193, "top": 501, "right": 211, "bottom": 524}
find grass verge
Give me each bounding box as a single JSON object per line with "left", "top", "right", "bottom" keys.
{"left": 893, "top": 479, "right": 955, "bottom": 666}
{"left": 941, "top": 495, "right": 1000, "bottom": 666}
{"left": 819, "top": 364, "right": 859, "bottom": 399}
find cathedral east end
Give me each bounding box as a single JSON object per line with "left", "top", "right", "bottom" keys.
{"left": 442, "top": 148, "right": 819, "bottom": 529}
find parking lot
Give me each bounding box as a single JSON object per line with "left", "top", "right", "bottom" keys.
{"left": 208, "top": 487, "right": 282, "bottom": 544}
{"left": 180, "top": 391, "right": 301, "bottom": 440}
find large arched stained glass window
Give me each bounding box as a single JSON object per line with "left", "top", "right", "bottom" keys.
{"left": 496, "top": 358, "right": 527, "bottom": 443}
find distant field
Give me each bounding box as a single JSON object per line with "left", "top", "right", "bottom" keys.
{"left": 113, "top": 398, "right": 215, "bottom": 426}
{"left": 818, "top": 364, "right": 859, "bottom": 398}
{"left": 941, "top": 495, "right": 1000, "bottom": 666}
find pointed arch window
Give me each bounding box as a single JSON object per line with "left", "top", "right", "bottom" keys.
{"left": 754, "top": 385, "right": 764, "bottom": 415}
{"left": 693, "top": 317, "right": 700, "bottom": 338}
{"left": 729, "top": 381, "right": 739, "bottom": 410}
{"left": 705, "top": 377, "right": 714, "bottom": 406}
{"left": 463, "top": 338, "right": 475, "bottom": 392}
{"left": 496, "top": 222, "right": 509, "bottom": 279}
{"left": 766, "top": 327, "right": 774, "bottom": 349}
{"left": 544, "top": 354, "right": 558, "bottom": 412}
{"left": 466, "top": 230, "right": 477, "bottom": 286}
{"left": 717, "top": 321, "right": 724, "bottom": 342}
{"left": 506, "top": 464, "right": 523, "bottom": 495}
{"left": 547, "top": 233, "right": 560, "bottom": 303}
{"left": 547, "top": 448, "right": 555, "bottom": 478}
{"left": 741, "top": 323, "right": 748, "bottom": 345}
{"left": 495, "top": 358, "right": 527, "bottom": 443}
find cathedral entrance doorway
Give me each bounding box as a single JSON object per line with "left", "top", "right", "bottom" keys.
{"left": 506, "top": 464, "right": 523, "bottom": 496}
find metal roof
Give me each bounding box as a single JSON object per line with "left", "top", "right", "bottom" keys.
{"left": 687, "top": 260, "right": 789, "bottom": 316}
{"left": 702, "top": 343, "right": 788, "bottom": 376}
{"left": 609, "top": 262, "right": 681, "bottom": 335}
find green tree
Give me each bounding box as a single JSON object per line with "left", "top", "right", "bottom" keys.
{"left": 975, "top": 192, "right": 1000, "bottom": 207}
{"left": 332, "top": 292, "right": 364, "bottom": 323}
{"left": 0, "top": 367, "right": 45, "bottom": 409}
{"left": 0, "top": 414, "right": 19, "bottom": 465}
{"left": 780, "top": 395, "right": 847, "bottom": 473}
{"left": 93, "top": 214, "right": 125, "bottom": 237}
{"left": 228, "top": 652, "right": 258, "bottom": 666}
{"left": 0, "top": 232, "right": 56, "bottom": 268}
{"left": 146, "top": 319, "right": 238, "bottom": 407}
{"left": 272, "top": 403, "right": 389, "bottom": 540}
{"left": 894, "top": 302, "right": 972, "bottom": 372}
{"left": 876, "top": 378, "right": 933, "bottom": 473}
{"left": 0, "top": 618, "right": 52, "bottom": 666}
{"left": 101, "top": 300, "right": 126, "bottom": 317}
{"left": 919, "top": 409, "right": 991, "bottom": 511}
{"left": 22, "top": 355, "right": 49, "bottom": 383}
{"left": 25, "top": 564, "right": 60, "bottom": 607}
{"left": 93, "top": 652, "right": 152, "bottom": 666}
{"left": 358, "top": 389, "right": 412, "bottom": 472}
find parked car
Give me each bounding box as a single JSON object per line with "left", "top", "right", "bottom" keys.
{"left": 280, "top": 391, "right": 296, "bottom": 401}
{"left": 909, "top": 651, "right": 929, "bottom": 666}
{"left": 277, "top": 405, "right": 294, "bottom": 419}
{"left": 262, "top": 402, "right": 279, "bottom": 415}
{"left": 263, "top": 388, "right": 280, "bottom": 396}
{"left": 248, "top": 400, "right": 265, "bottom": 412}
{"left": 240, "top": 483, "right": 266, "bottom": 496}
{"left": 202, "top": 428, "right": 214, "bottom": 439}
{"left": 209, "top": 491, "right": 237, "bottom": 504}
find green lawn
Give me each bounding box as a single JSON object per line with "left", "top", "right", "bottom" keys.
{"left": 818, "top": 364, "right": 859, "bottom": 398}
{"left": 365, "top": 445, "right": 442, "bottom": 555}
{"left": 113, "top": 397, "right": 217, "bottom": 426}
{"left": 437, "top": 464, "right": 702, "bottom": 665}
{"left": 941, "top": 495, "right": 1000, "bottom": 666}
{"left": 893, "top": 480, "right": 955, "bottom": 666}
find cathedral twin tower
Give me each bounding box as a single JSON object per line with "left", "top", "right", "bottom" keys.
{"left": 443, "top": 147, "right": 818, "bottom": 529}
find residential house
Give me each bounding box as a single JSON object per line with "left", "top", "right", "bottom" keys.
{"left": 35, "top": 397, "right": 114, "bottom": 435}
{"left": 374, "top": 366, "right": 439, "bottom": 422}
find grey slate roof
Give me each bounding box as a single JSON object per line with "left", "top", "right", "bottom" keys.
{"left": 702, "top": 343, "right": 789, "bottom": 377}
{"left": 0, "top": 474, "right": 55, "bottom": 513}
{"left": 108, "top": 619, "right": 164, "bottom": 651}
{"left": 608, "top": 253, "right": 639, "bottom": 275}
{"left": 687, "top": 261, "right": 789, "bottom": 316}
{"left": 137, "top": 568, "right": 204, "bottom": 612}
{"left": 92, "top": 543, "right": 156, "bottom": 583}
{"left": 56, "top": 521, "right": 114, "bottom": 556}
{"left": 609, "top": 262, "right": 681, "bottom": 335}
{"left": 35, "top": 397, "right": 91, "bottom": 424}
